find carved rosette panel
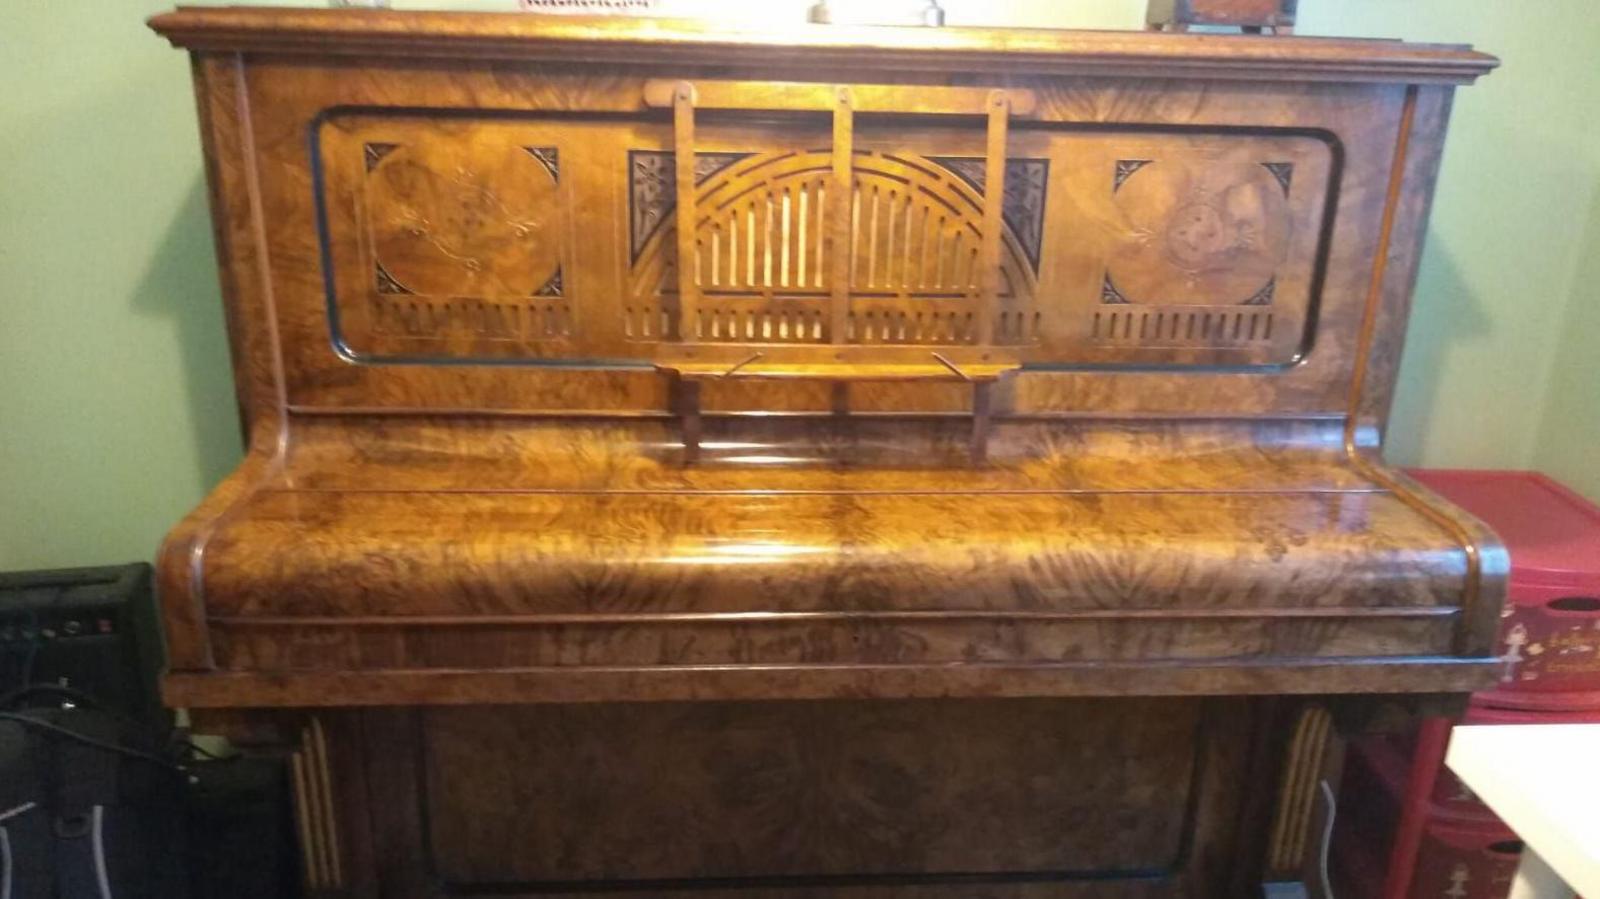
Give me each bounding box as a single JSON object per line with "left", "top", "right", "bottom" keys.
{"left": 1074, "top": 135, "right": 1332, "bottom": 360}
{"left": 364, "top": 141, "right": 564, "bottom": 301}
{"left": 361, "top": 140, "right": 569, "bottom": 342}
{"left": 313, "top": 114, "right": 584, "bottom": 362}
{"left": 1105, "top": 156, "right": 1291, "bottom": 308}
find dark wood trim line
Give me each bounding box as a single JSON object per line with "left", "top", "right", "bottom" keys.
{"left": 1339, "top": 85, "right": 1496, "bottom": 658}
{"left": 209, "top": 606, "right": 1460, "bottom": 628}
{"left": 164, "top": 657, "right": 1501, "bottom": 708}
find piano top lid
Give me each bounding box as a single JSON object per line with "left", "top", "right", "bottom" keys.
{"left": 147, "top": 6, "right": 1499, "bottom": 85}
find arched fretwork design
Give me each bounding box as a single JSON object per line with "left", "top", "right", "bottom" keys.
{"left": 627, "top": 149, "right": 1040, "bottom": 346}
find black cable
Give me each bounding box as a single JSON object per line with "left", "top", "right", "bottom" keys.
{"left": 2, "top": 643, "right": 232, "bottom": 770}
{"left": 0, "top": 683, "right": 108, "bottom": 713}
{"left": 0, "top": 712, "right": 183, "bottom": 773}
{"left": 3, "top": 682, "right": 234, "bottom": 767}
{"left": 182, "top": 739, "right": 235, "bottom": 762}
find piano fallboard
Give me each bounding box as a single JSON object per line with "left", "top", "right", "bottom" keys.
{"left": 159, "top": 416, "right": 1503, "bottom": 708}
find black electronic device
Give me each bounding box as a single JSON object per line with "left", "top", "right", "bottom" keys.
{"left": 0, "top": 564, "right": 167, "bottom": 729}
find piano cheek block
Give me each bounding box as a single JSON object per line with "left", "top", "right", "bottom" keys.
{"left": 148, "top": 7, "right": 1502, "bottom": 895}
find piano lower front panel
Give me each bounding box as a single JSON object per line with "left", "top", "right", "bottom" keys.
{"left": 428, "top": 699, "right": 1197, "bottom": 882}
{"left": 346, "top": 697, "right": 1266, "bottom": 897}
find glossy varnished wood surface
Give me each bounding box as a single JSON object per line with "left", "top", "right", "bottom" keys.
{"left": 151, "top": 7, "right": 1504, "bottom": 706}
{"left": 199, "top": 475, "right": 1457, "bottom": 619}
{"left": 151, "top": 58, "right": 1445, "bottom": 454}
{"left": 162, "top": 660, "right": 1499, "bottom": 711}
{"left": 305, "top": 699, "right": 1261, "bottom": 898}
{"left": 150, "top": 7, "right": 1496, "bottom": 84}
{"left": 206, "top": 60, "right": 1402, "bottom": 412}
{"left": 252, "top": 697, "right": 1453, "bottom": 897}
{"left": 423, "top": 699, "right": 1205, "bottom": 883}
{"left": 161, "top": 414, "right": 1504, "bottom": 705}
{"left": 276, "top": 416, "right": 1379, "bottom": 492}
{"left": 148, "top": 13, "right": 1507, "bottom": 895}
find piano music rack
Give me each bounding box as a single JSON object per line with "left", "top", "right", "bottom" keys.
{"left": 647, "top": 80, "right": 1035, "bottom": 465}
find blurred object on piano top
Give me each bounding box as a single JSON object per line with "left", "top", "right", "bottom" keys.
{"left": 1147, "top": 0, "right": 1297, "bottom": 33}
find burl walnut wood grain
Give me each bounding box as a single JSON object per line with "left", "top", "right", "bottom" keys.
{"left": 312, "top": 699, "right": 1259, "bottom": 897}
{"left": 148, "top": 10, "right": 1501, "bottom": 897}
{"left": 424, "top": 699, "right": 1200, "bottom": 881}
{"left": 146, "top": 5, "right": 1506, "bottom": 701}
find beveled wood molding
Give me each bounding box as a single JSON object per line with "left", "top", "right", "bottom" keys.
{"left": 147, "top": 7, "right": 1498, "bottom": 84}
{"left": 163, "top": 657, "right": 1501, "bottom": 709}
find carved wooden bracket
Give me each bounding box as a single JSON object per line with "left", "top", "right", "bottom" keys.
{"left": 659, "top": 345, "right": 1017, "bottom": 467}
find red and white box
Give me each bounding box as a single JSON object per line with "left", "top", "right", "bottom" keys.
{"left": 1408, "top": 470, "right": 1600, "bottom": 705}
{"left": 1428, "top": 700, "right": 1600, "bottom": 823}
{"left": 1408, "top": 817, "right": 1522, "bottom": 899}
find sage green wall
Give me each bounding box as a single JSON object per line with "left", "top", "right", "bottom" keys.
{"left": 1, "top": 0, "right": 243, "bottom": 571}
{"left": 1531, "top": 104, "right": 1600, "bottom": 502}
{"left": 2, "top": 0, "right": 1596, "bottom": 570}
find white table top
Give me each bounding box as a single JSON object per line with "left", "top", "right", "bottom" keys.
{"left": 1446, "top": 724, "right": 1600, "bottom": 898}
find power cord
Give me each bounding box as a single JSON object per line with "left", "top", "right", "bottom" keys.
{"left": 1, "top": 682, "right": 230, "bottom": 767}
{"left": 1318, "top": 779, "right": 1337, "bottom": 899}
{"left": 0, "top": 712, "right": 182, "bottom": 773}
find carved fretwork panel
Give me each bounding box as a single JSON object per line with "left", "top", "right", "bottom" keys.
{"left": 314, "top": 113, "right": 1331, "bottom": 369}
{"left": 627, "top": 130, "right": 1044, "bottom": 348}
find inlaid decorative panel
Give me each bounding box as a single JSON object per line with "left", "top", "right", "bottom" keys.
{"left": 315, "top": 115, "right": 583, "bottom": 361}
{"left": 1054, "top": 132, "right": 1335, "bottom": 365}
{"left": 314, "top": 113, "right": 1333, "bottom": 368}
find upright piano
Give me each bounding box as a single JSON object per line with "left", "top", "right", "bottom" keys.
{"left": 149, "top": 7, "right": 1503, "bottom": 896}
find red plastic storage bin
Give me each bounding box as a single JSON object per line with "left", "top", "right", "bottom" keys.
{"left": 1408, "top": 470, "right": 1600, "bottom": 701}
{"left": 1334, "top": 735, "right": 1525, "bottom": 899}
{"left": 1408, "top": 818, "right": 1522, "bottom": 899}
